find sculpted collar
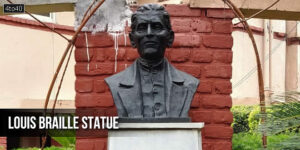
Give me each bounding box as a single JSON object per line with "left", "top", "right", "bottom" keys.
{"left": 119, "top": 58, "right": 184, "bottom": 87}
{"left": 137, "top": 57, "right": 164, "bottom": 72}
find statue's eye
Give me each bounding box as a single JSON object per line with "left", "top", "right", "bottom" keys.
{"left": 137, "top": 23, "right": 147, "bottom": 31}
{"left": 152, "top": 23, "right": 163, "bottom": 30}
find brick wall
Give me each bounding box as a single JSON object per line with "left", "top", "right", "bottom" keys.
{"left": 0, "top": 137, "right": 6, "bottom": 150}
{"left": 75, "top": 4, "right": 234, "bottom": 150}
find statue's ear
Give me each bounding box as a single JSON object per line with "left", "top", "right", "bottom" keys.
{"left": 129, "top": 33, "right": 136, "bottom": 48}
{"left": 167, "top": 31, "right": 174, "bottom": 48}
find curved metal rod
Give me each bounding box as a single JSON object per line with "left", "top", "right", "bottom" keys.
{"left": 41, "top": 0, "right": 106, "bottom": 149}
{"left": 43, "top": 0, "right": 106, "bottom": 110}
{"left": 234, "top": 0, "right": 280, "bottom": 25}
{"left": 223, "top": 0, "right": 267, "bottom": 148}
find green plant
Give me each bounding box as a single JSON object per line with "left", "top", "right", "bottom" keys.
{"left": 248, "top": 105, "right": 260, "bottom": 132}
{"left": 258, "top": 91, "right": 300, "bottom": 149}
{"left": 233, "top": 92, "right": 300, "bottom": 149}
{"left": 263, "top": 102, "right": 300, "bottom": 134}
{"left": 231, "top": 106, "right": 253, "bottom": 133}
{"left": 233, "top": 132, "right": 299, "bottom": 150}
{"left": 47, "top": 114, "right": 76, "bottom": 148}
{"left": 232, "top": 132, "right": 262, "bottom": 150}
{"left": 267, "top": 133, "right": 300, "bottom": 150}
{"left": 51, "top": 136, "right": 75, "bottom": 148}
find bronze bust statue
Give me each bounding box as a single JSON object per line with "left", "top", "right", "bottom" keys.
{"left": 105, "top": 4, "right": 199, "bottom": 119}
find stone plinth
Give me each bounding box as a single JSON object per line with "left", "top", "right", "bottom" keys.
{"left": 108, "top": 123, "right": 204, "bottom": 150}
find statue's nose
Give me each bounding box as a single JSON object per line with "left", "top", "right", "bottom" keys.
{"left": 147, "top": 24, "right": 153, "bottom": 36}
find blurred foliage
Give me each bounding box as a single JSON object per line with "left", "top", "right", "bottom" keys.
{"left": 261, "top": 102, "right": 300, "bottom": 135}
{"left": 50, "top": 136, "right": 75, "bottom": 149}
{"left": 231, "top": 105, "right": 262, "bottom": 133}
{"left": 232, "top": 91, "right": 300, "bottom": 149}
{"left": 248, "top": 105, "right": 260, "bottom": 132}
{"left": 258, "top": 91, "right": 300, "bottom": 149}
{"left": 47, "top": 114, "right": 76, "bottom": 148}
{"left": 262, "top": 92, "right": 300, "bottom": 135}
{"left": 268, "top": 134, "right": 300, "bottom": 150}
{"left": 232, "top": 132, "right": 262, "bottom": 150}
{"left": 49, "top": 128, "right": 75, "bottom": 148}
{"left": 231, "top": 106, "right": 252, "bottom": 133}
{"left": 233, "top": 132, "right": 298, "bottom": 150}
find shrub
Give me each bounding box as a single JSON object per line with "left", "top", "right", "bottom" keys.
{"left": 231, "top": 106, "right": 253, "bottom": 133}
{"left": 263, "top": 102, "right": 300, "bottom": 134}
{"left": 258, "top": 100, "right": 300, "bottom": 149}
{"left": 51, "top": 136, "right": 75, "bottom": 148}
{"left": 248, "top": 105, "right": 260, "bottom": 132}
{"left": 48, "top": 114, "right": 76, "bottom": 148}
{"left": 233, "top": 92, "right": 300, "bottom": 149}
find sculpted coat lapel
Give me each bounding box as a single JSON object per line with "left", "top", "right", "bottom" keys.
{"left": 105, "top": 60, "right": 199, "bottom": 118}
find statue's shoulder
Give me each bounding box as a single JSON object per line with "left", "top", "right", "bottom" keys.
{"left": 168, "top": 62, "right": 199, "bottom": 89}
{"left": 104, "top": 61, "right": 137, "bottom": 87}
{"left": 178, "top": 69, "right": 199, "bottom": 86}
{"left": 104, "top": 71, "right": 123, "bottom": 85}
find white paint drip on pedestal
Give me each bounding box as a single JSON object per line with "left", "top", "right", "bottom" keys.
{"left": 75, "top": 0, "right": 133, "bottom": 73}
{"left": 84, "top": 32, "right": 90, "bottom": 72}
{"left": 111, "top": 32, "right": 119, "bottom": 72}
{"left": 75, "top": 0, "right": 132, "bottom": 33}
{"left": 123, "top": 30, "right": 127, "bottom": 46}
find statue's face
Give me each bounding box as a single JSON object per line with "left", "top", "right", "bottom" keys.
{"left": 129, "top": 14, "right": 174, "bottom": 61}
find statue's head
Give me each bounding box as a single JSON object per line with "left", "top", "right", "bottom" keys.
{"left": 129, "top": 4, "right": 174, "bottom": 61}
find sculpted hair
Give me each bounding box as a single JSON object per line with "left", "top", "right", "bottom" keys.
{"left": 131, "top": 4, "right": 172, "bottom": 32}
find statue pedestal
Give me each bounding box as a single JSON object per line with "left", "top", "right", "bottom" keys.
{"left": 108, "top": 123, "right": 204, "bottom": 150}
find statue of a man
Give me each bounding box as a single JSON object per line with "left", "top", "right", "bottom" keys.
{"left": 105, "top": 4, "right": 199, "bottom": 119}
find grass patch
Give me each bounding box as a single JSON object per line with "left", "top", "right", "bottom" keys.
{"left": 233, "top": 132, "right": 299, "bottom": 150}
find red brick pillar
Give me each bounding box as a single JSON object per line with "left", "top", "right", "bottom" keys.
{"left": 0, "top": 137, "right": 7, "bottom": 150}
{"left": 74, "top": 5, "right": 234, "bottom": 150}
